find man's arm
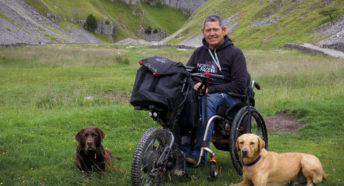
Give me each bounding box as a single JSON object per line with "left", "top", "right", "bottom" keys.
{"left": 208, "top": 49, "right": 249, "bottom": 94}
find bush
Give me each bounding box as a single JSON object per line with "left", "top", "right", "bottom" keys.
{"left": 85, "top": 14, "right": 97, "bottom": 32}
{"left": 319, "top": 8, "right": 337, "bottom": 23}
{"left": 115, "top": 56, "right": 130, "bottom": 65}
{"left": 144, "top": 26, "right": 152, "bottom": 34}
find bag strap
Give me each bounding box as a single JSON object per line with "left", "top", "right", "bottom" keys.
{"left": 149, "top": 76, "right": 160, "bottom": 92}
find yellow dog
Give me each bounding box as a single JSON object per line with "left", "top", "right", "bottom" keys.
{"left": 231, "top": 134, "right": 326, "bottom": 186}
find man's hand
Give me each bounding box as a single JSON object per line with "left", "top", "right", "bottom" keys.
{"left": 193, "top": 82, "right": 202, "bottom": 91}
{"left": 194, "top": 82, "right": 208, "bottom": 93}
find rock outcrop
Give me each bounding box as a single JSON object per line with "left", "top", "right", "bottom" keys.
{"left": 315, "top": 14, "right": 344, "bottom": 52}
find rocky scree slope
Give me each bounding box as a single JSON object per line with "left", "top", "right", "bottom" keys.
{"left": 0, "top": 0, "right": 101, "bottom": 46}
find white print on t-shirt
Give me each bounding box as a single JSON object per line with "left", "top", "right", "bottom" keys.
{"left": 197, "top": 61, "right": 218, "bottom": 73}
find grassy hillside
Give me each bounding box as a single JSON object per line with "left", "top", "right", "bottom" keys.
{"left": 22, "top": 0, "right": 344, "bottom": 47}
{"left": 24, "top": 0, "right": 188, "bottom": 41}
{"left": 0, "top": 44, "right": 343, "bottom": 185}
{"left": 170, "top": 0, "right": 344, "bottom": 49}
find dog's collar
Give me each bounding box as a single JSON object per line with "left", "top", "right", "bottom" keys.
{"left": 243, "top": 155, "right": 261, "bottom": 167}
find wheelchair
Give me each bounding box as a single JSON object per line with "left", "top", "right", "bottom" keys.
{"left": 130, "top": 67, "right": 268, "bottom": 185}
{"left": 185, "top": 70, "right": 268, "bottom": 177}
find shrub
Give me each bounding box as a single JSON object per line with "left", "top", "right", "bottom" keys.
{"left": 144, "top": 26, "right": 152, "bottom": 34}
{"left": 319, "top": 8, "right": 337, "bottom": 23}
{"left": 115, "top": 56, "right": 130, "bottom": 65}
{"left": 85, "top": 14, "right": 97, "bottom": 32}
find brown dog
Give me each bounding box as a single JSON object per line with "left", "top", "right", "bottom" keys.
{"left": 75, "top": 126, "right": 120, "bottom": 176}
{"left": 231, "top": 134, "right": 326, "bottom": 186}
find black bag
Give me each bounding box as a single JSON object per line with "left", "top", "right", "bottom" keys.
{"left": 130, "top": 56, "right": 190, "bottom": 111}
{"left": 179, "top": 89, "right": 199, "bottom": 132}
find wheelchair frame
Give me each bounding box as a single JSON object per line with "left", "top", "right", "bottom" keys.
{"left": 190, "top": 79, "right": 268, "bottom": 177}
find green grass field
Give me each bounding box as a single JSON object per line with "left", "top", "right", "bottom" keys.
{"left": 0, "top": 44, "right": 343, "bottom": 185}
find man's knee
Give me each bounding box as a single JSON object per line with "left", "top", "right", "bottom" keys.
{"left": 206, "top": 93, "right": 222, "bottom": 110}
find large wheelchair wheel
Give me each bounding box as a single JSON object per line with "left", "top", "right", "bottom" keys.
{"left": 229, "top": 106, "right": 268, "bottom": 175}
{"left": 131, "top": 127, "right": 169, "bottom": 186}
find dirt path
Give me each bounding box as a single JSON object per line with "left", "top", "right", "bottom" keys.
{"left": 284, "top": 43, "right": 344, "bottom": 59}
{"left": 264, "top": 112, "right": 305, "bottom": 133}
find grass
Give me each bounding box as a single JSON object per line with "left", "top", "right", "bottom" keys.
{"left": 140, "top": 2, "right": 189, "bottom": 34}
{"left": 0, "top": 44, "right": 343, "bottom": 185}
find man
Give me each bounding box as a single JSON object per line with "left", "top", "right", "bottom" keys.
{"left": 183, "top": 15, "right": 250, "bottom": 165}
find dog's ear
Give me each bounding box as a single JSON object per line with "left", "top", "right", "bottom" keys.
{"left": 95, "top": 127, "right": 105, "bottom": 141}
{"left": 75, "top": 129, "right": 84, "bottom": 142}
{"left": 257, "top": 135, "right": 265, "bottom": 152}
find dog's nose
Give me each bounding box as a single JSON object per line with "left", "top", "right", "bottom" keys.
{"left": 242, "top": 149, "right": 248, "bottom": 157}
{"left": 87, "top": 141, "right": 93, "bottom": 146}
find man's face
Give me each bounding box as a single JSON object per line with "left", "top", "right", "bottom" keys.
{"left": 202, "top": 21, "right": 227, "bottom": 50}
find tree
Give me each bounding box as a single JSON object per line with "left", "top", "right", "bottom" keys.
{"left": 85, "top": 14, "right": 97, "bottom": 32}
{"left": 145, "top": 26, "right": 152, "bottom": 34}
